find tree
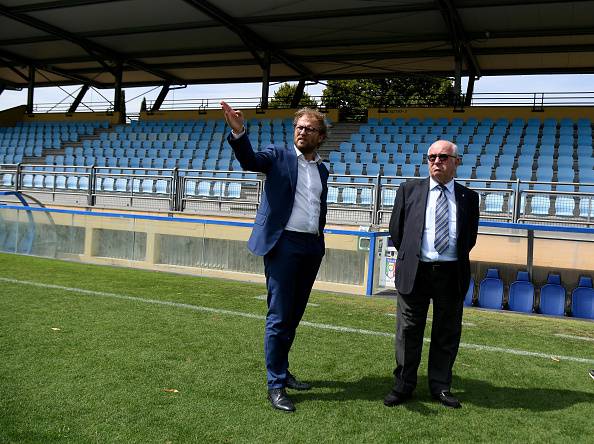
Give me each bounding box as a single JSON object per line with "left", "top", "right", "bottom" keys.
{"left": 269, "top": 83, "right": 318, "bottom": 109}
{"left": 321, "top": 76, "right": 454, "bottom": 119}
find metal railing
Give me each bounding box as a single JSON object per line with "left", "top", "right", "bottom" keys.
{"left": 1, "top": 164, "right": 594, "bottom": 228}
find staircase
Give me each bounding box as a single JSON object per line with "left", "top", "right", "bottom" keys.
{"left": 318, "top": 121, "right": 361, "bottom": 161}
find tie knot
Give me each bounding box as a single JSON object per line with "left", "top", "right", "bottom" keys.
{"left": 438, "top": 184, "right": 447, "bottom": 193}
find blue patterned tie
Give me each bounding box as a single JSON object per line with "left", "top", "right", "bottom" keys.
{"left": 434, "top": 184, "right": 449, "bottom": 254}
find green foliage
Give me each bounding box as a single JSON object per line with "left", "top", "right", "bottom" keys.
{"left": 269, "top": 83, "right": 318, "bottom": 109}
{"left": 1, "top": 253, "right": 594, "bottom": 443}
{"left": 322, "top": 76, "right": 454, "bottom": 118}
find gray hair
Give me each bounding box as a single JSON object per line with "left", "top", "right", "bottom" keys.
{"left": 427, "top": 140, "right": 459, "bottom": 157}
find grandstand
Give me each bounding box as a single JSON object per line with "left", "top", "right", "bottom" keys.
{"left": 1, "top": 2, "right": 594, "bottom": 442}
{"left": 0, "top": 0, "right": 593, "bottom": 317}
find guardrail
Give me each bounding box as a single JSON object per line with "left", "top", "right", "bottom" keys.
{"left": 1, "top": 164, "right": 593, "bottom": 228}
{"left": 25, "top": 91, "right": 594, "bottom": 115}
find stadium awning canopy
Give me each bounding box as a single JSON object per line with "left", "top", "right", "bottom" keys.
{"left": 1, "top": 0, "right": 594, "bottom": 89}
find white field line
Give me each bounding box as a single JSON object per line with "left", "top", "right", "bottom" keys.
{"left": 385, "top": 313, "right": 476, "bottom": 327}
{"left": 2, "top": 276, "right": 594, "bottom": 365}
{"left": 554, "top": 333, "right": 594, "bottom": 342}
{"left": 253, "top": 294, "right": 319, "bottom": 307}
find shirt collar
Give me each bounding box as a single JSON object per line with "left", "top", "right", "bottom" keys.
{"left": 429, "top": 176, "right": 455, "bottom": 193}
{"left": 293, "top": 145, "right": 322, "bottom": 164}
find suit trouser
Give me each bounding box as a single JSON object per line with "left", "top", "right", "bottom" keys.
{"left": 263, "top": 230, "right": 324, "bottom": 389}
{"left": 393, "top": 261, "right": 464, "bottom": 395}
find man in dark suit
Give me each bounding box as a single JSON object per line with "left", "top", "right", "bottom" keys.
{"left": 384, "top": 139, "right": 479, "bottom": 409}
{"left": 221, "top": 101, "right": 329, "bottom": 412}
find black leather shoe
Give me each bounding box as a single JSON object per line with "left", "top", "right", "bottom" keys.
{"left": 433, "top": 390, "right": 462, "bottom": 409}
{"left": 383, "top": 390, "right": 412, "bottom": 407}
{"left": 589, "top": 369, "right": 594, "bottom": 380}
{"left": 286, "top": 373, "right": 311, "bottom": 391}
{"left": 268, "top": 388, "right": 295, "bottom": 412}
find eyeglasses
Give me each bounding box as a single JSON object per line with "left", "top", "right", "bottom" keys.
{"left": 428, "top": 153, "right": 457, "bottom": 162}
{"left": 294, "top": 125, "right": 320, "bottom": 134}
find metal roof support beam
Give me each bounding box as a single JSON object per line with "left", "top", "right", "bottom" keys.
{"left": 290, "top": 80, "right": 306, "bottom": 109}
{"left": 0, "top": 4, "right": 183, "bottom": 84}
{"left": 0, "top": 48, "right": 101, "bottom": 87}
{"left": 260, "top": 52, "right": 271, "bottom": 110}
{"left": 26, "top": 65, "right": 35, "bottom": 114}
{"left": 68, "top": 84, "right": 90, "bottom": 113}
{"left": 150, "top": 83, "right": 171, "bottom": 112}
{"left": 113, "top": 63, "right": 123, "bottom": 114}
{"left": 436, "top": 0, "right": 481, "bottom": 78}
{"left": 453, "top": 55, "right": 463, "bottom": 108}
{"left": 465, "top": 73, "right": 475, "bottom": 106}
{"left": 182, "top": 0, "right": 315, "bottom": 79}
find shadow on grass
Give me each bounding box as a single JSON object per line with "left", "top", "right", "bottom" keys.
{"left": 454, "top": 376, "right": 594, "bottom": 411}
{"left": 291, "top": 375, "right": 594, "bottom": 412}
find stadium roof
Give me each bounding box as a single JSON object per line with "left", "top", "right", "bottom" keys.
{"left": 1, "top": 0, "right": 594, "bottom": 90}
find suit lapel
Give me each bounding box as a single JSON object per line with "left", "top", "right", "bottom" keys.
{"left": 454, "top": 181, "right": 466, "bottom": 239}
{"left": 286, "top": 146, "right": 298, "bottom": 194}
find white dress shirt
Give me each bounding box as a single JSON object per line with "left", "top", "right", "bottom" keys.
{"left": 285, "top": 146, "right": 323, "bottom": 234}
{"left": 420, "top": 177, "right": 458, "bottom": 262}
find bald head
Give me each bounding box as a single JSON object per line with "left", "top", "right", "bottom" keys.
{"left": 427, "top": 140, "right": 460, "bottom": 184}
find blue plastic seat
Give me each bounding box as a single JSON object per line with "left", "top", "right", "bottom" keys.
{"left": 485, "top": 193, "right": 504, "bottom": 212}
{"left": 571, "top": 276, "right": 594, "bottom": 319}
{"left": 530, "top": 195, "right": 551, "bottom": 215}
{"left": 359, "top": 188, "right": 373, "bottom": 205}
{"left": 226, "top": 182, "right": 241, "bottom": 199}
{"left": 539, "top": 273, "right": 566, "bottom": 316}
{"left": 478, "top": 268, "right": 504, "bottom": 309}
{"left": 555, "top": 196, "right": 575, "bottom": 217}
{"left": 341, "top": 187, "right": 357, "bottom": 204}
{"left": 508, "top": 271, "right": 534, "bottom": 313}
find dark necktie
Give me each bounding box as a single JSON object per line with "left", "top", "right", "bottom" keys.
{"left": 434, "top": 184, "right": 449, "bottom": 254}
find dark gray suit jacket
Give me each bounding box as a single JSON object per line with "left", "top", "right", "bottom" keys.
{"left": 389, "top": 178, "right": 480, "bottom": 295}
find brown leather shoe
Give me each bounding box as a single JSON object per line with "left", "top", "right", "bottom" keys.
{"left": 268, "top": 388, "right": 295, "bottom": 412}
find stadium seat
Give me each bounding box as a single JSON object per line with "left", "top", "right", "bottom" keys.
{"left": 478, "top": 268, "right": 504, "bottom": 309}
{"left": 508, "top": 271, "right": 534, "bottom": 313}
{"left": 538, "top": 273, "right": 566, "bottom": 316}
{"left": 381, "top": 188, "right": 397, "bottom": 206}
{"left": 226, "top": 182, "right": 241, "bottom": 199}
{"left": 327, "top": 186, "right": 339, "bottom": 204}
{"left": 485, "top": 193, "right": 504, "bottom": 213}
{"left": 554, "top": 196, "right": 575, "bottom": 217}
{"left": 530, "top": 195, "right": 550, "bottom": 215}
{"left": 341, "top": 187, "right": 357, "bottom": 204}
{"left": 571, "top": 276, "right": 594, "bottom": 319}
{"left": 359, "top": 188, "right": 373, "bottom": 205}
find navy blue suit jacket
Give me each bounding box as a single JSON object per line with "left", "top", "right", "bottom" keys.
{"left": 227, "top": 133, "right": 329, "bottom": 256}
{"left": 389, "top": 177, "right": 480, "bottom": 295}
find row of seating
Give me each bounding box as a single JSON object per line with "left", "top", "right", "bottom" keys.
{"left": 328, "top": 161, "right": 594, "bottom": 183}
{"left": 11, "top": 172, "right": 254, "bottom": 196}
{"left": 471, "top": 270, "right": 594, "bottom": 319}
{"left": 367, "top": 117, "right": 592, "bottom": 127}
{"left": 43, "top": 156, "right": 237, "bottom": 170}
{"left": 348, "top": 132, "right": 592, "bottom": 147}
{"left": 64, "top": 146, "right": 229, "bottom": 159}
{"left": 359, "top": 125, "right": 592, "bottom": 136}
{"left": 125, "top": 117, "right": 295, "bottom": 129}
{"left": 330, "top": 151, "right": 594, "bottom": 169}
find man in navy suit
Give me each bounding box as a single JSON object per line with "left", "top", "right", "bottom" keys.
{"left": 221, "top": 101, "right": 329, "bottom": 412}
{"left": 384, "top": 140, "right": 479, "bottom": 409}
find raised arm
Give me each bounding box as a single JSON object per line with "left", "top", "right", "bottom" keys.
{"left": 221, "top": 101, "right": 245, "bottom": 133}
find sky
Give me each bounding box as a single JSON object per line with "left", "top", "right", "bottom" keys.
{"left": 1, "top": 74, "right": 594, "bottom": 114}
